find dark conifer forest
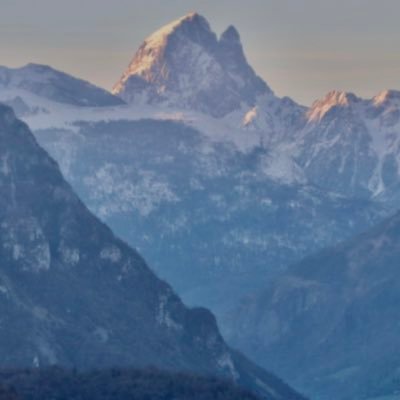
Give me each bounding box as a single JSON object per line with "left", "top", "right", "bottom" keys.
{"left": 0, "top": 368, "right": 260, "bottom": 400}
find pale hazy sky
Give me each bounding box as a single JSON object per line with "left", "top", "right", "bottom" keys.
{"left": 1, "top": 0, "right": 399, "bottom": 105}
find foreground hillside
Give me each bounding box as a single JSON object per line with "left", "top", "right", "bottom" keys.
{"left": 0, "top": 103, "right": 304, "bottom": 400}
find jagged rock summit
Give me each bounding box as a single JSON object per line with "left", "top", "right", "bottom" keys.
{"left": 112, "top": 12, "right": 270, "bottom": 117}
{"left": 306, "top": 90, "right": 361, "bottom": 122}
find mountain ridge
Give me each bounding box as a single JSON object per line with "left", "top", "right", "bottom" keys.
{"left": 227, "top": 208, "right": 400, "bottom": 400}
{"left": 0, "top": 63, "right": 124, "bottom": 107}
{"left": 112, "top": 12, "right": 270, "bottom": 117}
{"left": 0, "top": 103, "right": 305, "bottom": 400}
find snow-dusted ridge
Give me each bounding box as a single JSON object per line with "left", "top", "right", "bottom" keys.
{"left": 306, "top": 90, "right": 362, "bottom": 122}
{"left": 112, "top": 12, "right": 206, "bottom": 85}
{"left": 372, "top": 89, "right": 400, "bottom": 107}
{"left": 0, "top": 63, "right": 124, "bottom": 107}
{"left": 1, "top": 12, "right": 400, "bottom": 198}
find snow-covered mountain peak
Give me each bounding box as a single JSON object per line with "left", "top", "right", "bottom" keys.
{"left": 112, "top": 12, "right": 216, "bottom": 87}
{"left": 220, "top": 25, "right": 241, "bottom": 42}
{"left": 307, "top": 90, "right": 361, "bottom": 122}
{"left": 372, "top": 89, "right": 400, "bottom": 107}
{"left": 21, "top": 63, "right": 54, "bottom": 74}
{"left": 0, "top": 63, "right": 123, "bottom": 107}
{"left": 2, "top": 63, "right": 76, "bottom": 85}
{"left": 139, "top": 12, "right": 214, "bottom": 61}
{"left": 112, "top": 14, "right": 270, "bottom": 117}
{"left": 145, "top": 12, "right": 213, "bottom": 46}
{"left": 217, "top": 24, "right": 250, "bottom": 73}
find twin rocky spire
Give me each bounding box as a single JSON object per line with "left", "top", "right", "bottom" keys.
{"left": 112, "top": 12, "right": 271, "bottom": 117}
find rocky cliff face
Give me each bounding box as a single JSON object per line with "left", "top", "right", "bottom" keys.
{"left": 112, "top": 13, "right": 269, "bottom": 117}
{"left": 228, "top": 210, "right": 400, "bottom": 400}
{"left": 295, "top": 90, "right": 400, "bottom": 200}
{"left": 0, "top": 104, "right": 304, "bottom": 400}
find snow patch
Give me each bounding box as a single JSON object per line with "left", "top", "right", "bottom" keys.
{"left": 217, "top": 352, "right": 240, "bottom": 380}
{"left": 100, "top": 246, "right": 122, "bottom": 263}
{"left": 60, "top": 246, "right": 80, "bottom": 266}
{"left": 243, "top": 106, "right": 258, "bottom": 127}
{"left": 156, "top": 293, "right": 183, "bottom": 331}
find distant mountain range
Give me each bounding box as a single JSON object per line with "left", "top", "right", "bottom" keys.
{"left": 0, "top": 14, "right": 387, "bottom": 314}
{"left": 1, "top": 11, "right": 400, "bottom": 400}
